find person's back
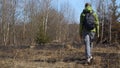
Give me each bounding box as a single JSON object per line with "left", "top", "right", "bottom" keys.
{"left": 83, "top": 8, "right": 96, "bottom": 30}
{"left": 79, "top": 3, "right": 99, "bottom": 64}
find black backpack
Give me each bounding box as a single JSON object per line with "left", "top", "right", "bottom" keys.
{"left": 83, "top": 10, "right": 95, "bottom": 30}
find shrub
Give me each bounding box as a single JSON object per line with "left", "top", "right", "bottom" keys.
{"left": 35, "top": 26, "right": 50, "bottom": 44}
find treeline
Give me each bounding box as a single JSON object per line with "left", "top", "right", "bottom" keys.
{"left": 0, "top": 0, "right": 119, "bottom": 46}
{"left": 96, "top": 0, "right": 120, "bottom": 44}
{"left": 0, "top": 0, "right": 79, "bottom": 46}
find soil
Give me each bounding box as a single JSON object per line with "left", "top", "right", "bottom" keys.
{"left": 0, "top": 44, "right": 119, "bottom": 68}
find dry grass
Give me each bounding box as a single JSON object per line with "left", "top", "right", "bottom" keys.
{"left": 0, "top": 44, "right": 119, "bottom": 68}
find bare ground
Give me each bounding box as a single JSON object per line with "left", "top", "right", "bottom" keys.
{"left": 0, "top": 43, "right": 119, "bottom": 68}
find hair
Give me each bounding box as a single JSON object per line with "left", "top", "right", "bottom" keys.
{"left": 85, "top": 3, "right": 91, "bottom": 7}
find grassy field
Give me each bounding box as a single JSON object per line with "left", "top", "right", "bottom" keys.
{"left": 0, "top": 43, "right": 119, "bottom": 68}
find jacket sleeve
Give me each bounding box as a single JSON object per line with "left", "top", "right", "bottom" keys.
{"left": 93, "top": 13, "right": 99, "bottom": 35}
{"left": 79, "top": 13, "right": 83, "bottom": 35}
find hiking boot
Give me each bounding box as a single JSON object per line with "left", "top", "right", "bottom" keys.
{"left": 86, "top": 56, "right": 93, "bottom": 64}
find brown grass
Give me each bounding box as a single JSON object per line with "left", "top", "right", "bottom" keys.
{"left": 0, "top": 44, "right": 119, "bottom": 68}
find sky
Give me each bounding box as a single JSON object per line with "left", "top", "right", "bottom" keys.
{"left": 16, "top": 0, "right": 120, "bottom": 23}
{"left": 51, "top": 0, "right": 120, "bottom": 23}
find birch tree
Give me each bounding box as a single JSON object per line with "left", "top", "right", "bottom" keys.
{"left": 109, "top": 0, "right": 120, "bottom": 43}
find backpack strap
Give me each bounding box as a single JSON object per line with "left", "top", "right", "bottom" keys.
{"left": 91, "top": 10, "right": 94, "bottom": 14}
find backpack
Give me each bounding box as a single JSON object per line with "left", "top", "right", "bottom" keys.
{"left": 83, "top": 10, "right": 95, "bottom": 30}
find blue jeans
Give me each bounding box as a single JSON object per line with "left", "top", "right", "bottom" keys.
{"left": 83, "top": 31, "right": 95, "bottom": 58}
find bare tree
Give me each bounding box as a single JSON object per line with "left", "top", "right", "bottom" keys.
{"left": 10, "top": 0, "right": 17, "bottom": 45}
{"left": 1, "top": 0, "right": 6, "bottom": 45}
{"left": 96, "top": 0, "right": 120, "bottom": 44}
{"left": 109, "top": 0, "right": 120, "bottom": 43}
{"left": 0, "top": 0, "right": 79, "bottom": 45}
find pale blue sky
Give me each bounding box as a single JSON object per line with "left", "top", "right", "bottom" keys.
{"left": 17, "top": 0, "right": 120, "bottom": 22}
{"left": 51, "top": 0, "right": 86, "bottom": 22}
{"left": 51, "top": 0, "right": 120, "bottom": 23}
